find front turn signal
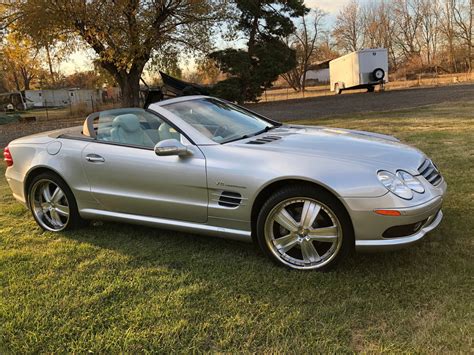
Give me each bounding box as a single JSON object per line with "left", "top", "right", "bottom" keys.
{"left": 374, "top": 209, "right": 401, "bottom": 216}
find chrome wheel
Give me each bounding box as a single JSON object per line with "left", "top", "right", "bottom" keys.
{"left": 30, "top": 179, "right": 70, "bottom": 231}
{"left": 264, "top": 197, "right": 343, "bottom": 270}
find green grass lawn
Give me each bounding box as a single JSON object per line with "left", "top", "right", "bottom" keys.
{"left": 1, "top": 101, "right": 473, "bottom": 352}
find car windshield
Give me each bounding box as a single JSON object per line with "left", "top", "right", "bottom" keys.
{"left": 163, "top": 98, "right": 276, "bottom": 143}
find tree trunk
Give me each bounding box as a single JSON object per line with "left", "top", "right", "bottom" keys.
{"left": 46, "top": 45, "right": 55, "bottom": 85}
{"left": 468, "top": 45, "right": 473, "bottom": 72}
{"left": 99, "top": 60, "right": 142, "bottom": 107}
{"left": 12, "top": 70, "right": 21, "bottom": 91}
{"left": 20, "top": 67, "right": 31, "bottom": 90}
{"left": 116, "top": 70, "right": 141, "bottom": 107}
{"left": 248, "top": 12, "right": 260, "bottom": 57}
{"left": 301, "top": 66, "right": 307, "bottom": 92}
{"left": 24, "top": 78, "right": 30, "bottom": 91}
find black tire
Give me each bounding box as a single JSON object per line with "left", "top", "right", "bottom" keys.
{"left": 255, "top": 185, "right": 354, "bottom": 271}
{"left": 27, "top": 172, "right": 86, "bottom": 232}
{"left": 335, "top": 84, "right": 342, "bottom": 95}
{"left": 367, "top": 86, "right": 375, "bottom": 93}
{"left": 371, "top": 68, "right": 385, "bottom": 81}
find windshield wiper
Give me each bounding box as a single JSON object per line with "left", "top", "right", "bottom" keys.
{"left": 253, "top": 125, "right": 277, "bottom": 136}
{"left": 222, "top": 125, "right": 277, "bottom": 144}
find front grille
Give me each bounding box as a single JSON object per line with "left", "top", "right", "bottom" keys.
{"left": 418, "top": 159, "right": 442, "bottom": 186}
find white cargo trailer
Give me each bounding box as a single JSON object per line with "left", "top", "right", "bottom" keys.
{"left": 329, "top": 48, "right": 388, "bottom": 94}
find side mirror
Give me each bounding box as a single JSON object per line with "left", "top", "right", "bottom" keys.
{"left": 154, "top": 139, "right": 192, "bottom": 157}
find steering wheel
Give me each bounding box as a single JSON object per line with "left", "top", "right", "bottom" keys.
{"left": 213, "top": 125, "right": 229, "bottom": 139}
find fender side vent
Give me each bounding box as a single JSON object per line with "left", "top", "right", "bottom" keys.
{"left": 218, "top": 191, "right": 242, "bottom": 208}
{"left": 246, "top": 135, "right": 282, "bottom": 145}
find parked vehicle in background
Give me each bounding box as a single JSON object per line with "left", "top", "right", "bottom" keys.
{"left": 0, "top": 92, "right": 27, "bottom": 111}
{"left": 330, "top": 49, "right": 389, "bottom": 94}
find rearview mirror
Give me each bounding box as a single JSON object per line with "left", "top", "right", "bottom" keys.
{"left": 154, "top": 139, "right": 192, "bottom": 157}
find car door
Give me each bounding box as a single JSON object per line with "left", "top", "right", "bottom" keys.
{"left": 80, "top": 108, "right": 208, "bottom": 223}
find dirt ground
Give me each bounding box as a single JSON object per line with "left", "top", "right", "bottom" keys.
{"left": 2, "top": 82, "right": 474, "bottom": 147}
{"left": 248, "top": 83, "right": 474, "bottom": 121}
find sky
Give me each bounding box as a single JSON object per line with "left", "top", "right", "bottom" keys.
{"left": 306, "top": 0, "right": 351, "bottom": 16}
{"left": 59, "top": 0, "right": 354, "bottom": 75}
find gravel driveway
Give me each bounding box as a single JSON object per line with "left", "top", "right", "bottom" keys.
{"left": 248, "top": 83, "right": 474, "bottom": 121}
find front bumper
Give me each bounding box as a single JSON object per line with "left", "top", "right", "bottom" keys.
{"left": 345, "top": 188, "right": 445, "bottom": 252}
{"left": 355, "top": 209, "right": 443, "bottom": 251}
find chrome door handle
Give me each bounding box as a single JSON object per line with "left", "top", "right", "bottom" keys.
{"left": 85, "top": 154, "right": 105, "bottom": 163}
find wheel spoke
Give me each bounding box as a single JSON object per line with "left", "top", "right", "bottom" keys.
{"left": 300, "top": 240, "right": 321, "bottom": 263}
{"left": 307, "top": 226, "right": 338, "bottom": 243}
{"left": 300, "top": 201, "right": 321, "bottom": 228}
{"left": 49, "top": 209, "right": 62, "bottom": 226}
{"left": 274, "top": 207, "right": 299, "bottom": 233}
{"left": 274, "top": 233, "right": 299, "bottom": 253}
{"left": 55, "top": 204, "right": 69, "bottom": 217}
{"left": 51, "top": 187, "right": 64, "bottom": 204}
{"left": 42, "top": 184, "right": 52, "bottom": 202}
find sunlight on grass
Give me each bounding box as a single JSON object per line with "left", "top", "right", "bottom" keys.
{"left": 0, "top": 101, "right": 473, "bottom": 352}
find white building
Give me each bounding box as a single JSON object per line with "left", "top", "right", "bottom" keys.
{"left": 303, "top": 60, "right": 331, "bottom": 85}
{"left": 24, "top": 88, "right": 104, "bottom": 109}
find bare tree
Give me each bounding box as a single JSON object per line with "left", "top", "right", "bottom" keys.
{"left": 361, "top": 1, "right": 398, "bottom": 68}
{"left": 333, "top": 0, "right": 363, "bottom": 52}
{"left": 392, "top": 0, "right": 423, "bottom": 63}
{"left": 419, "top": 0, "right": 441, "bottom": 66}
{"left": 439, "top": 0, "right": 459, "bottom": 71}
{"left": 282, "top": 8, "right": 326, "bottom": 92}
{"left": 451, "top": 0, "right": 473, "bottom": 71}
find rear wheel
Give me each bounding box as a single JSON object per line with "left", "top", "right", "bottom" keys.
{"left": 367, "top": 85, "right": 375, "bottom": 93}
{"left": 334, "top": 83, "right": 342, "bottom": 95}
{"left": 28, "top": 172, "right": 85, "bottom": 232}
{"left": 256, "top": 185, "right": 354, "bottom": 271}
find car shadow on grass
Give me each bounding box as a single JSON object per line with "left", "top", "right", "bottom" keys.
{"left": 7, "top": 205, "right": 467, "bottom": 352}
{"left": 60, "top": 219, "right": 445, "bottom": 279}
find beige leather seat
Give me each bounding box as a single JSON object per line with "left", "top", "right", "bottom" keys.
{"left": 110, "top": 114, "right": 154, "bottom": 147}
{"left": 158, "top": 122, "right": 181, "bottom": 141}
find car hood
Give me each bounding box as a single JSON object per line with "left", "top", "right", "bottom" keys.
{"left": 233, "top": 125, "right": 425, "bottom": 172}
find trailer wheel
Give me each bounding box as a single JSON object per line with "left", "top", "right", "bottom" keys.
{"left": 371, "top": 68, "right": 385, "bottom": 81}
{"left": 367, "top": 86, "right": 375, "bottom": 93}
{"left": 335, "top": 84, "right": 342, "bottom": 95}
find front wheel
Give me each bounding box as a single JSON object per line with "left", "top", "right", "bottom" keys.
{"left": 256, "top": 185, "right": 354, "bottom": 271}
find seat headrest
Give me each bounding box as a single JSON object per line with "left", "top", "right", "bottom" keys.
{"left": 113, "top": 114, "right": 141, "bottom": 133}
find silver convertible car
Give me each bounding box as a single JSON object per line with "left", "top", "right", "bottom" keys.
{"left": 4, "top": 96, "right": 446, "bottom": 270}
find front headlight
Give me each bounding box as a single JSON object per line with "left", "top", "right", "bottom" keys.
{"left": 397, "top": 171, "right": 425, "bottom": 193}
{"left": 377, "top": 171, "right": 413, "bottom": 200}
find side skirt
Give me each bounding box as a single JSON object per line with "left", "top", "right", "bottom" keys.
{"left": 80, "top": 208, "right": 253, "bottom": 242}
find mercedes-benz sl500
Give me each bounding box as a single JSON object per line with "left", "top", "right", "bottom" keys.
{"left": 4, "top": 96, "right": 446, "bottom": 270}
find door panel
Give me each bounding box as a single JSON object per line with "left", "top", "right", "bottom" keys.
{"left": 81, "top": 142, "right": 208, "bottom": 223}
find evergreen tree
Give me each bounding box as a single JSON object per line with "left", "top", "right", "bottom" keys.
{"left": 210, "top": 0, "right": 308, "bottom": 103}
